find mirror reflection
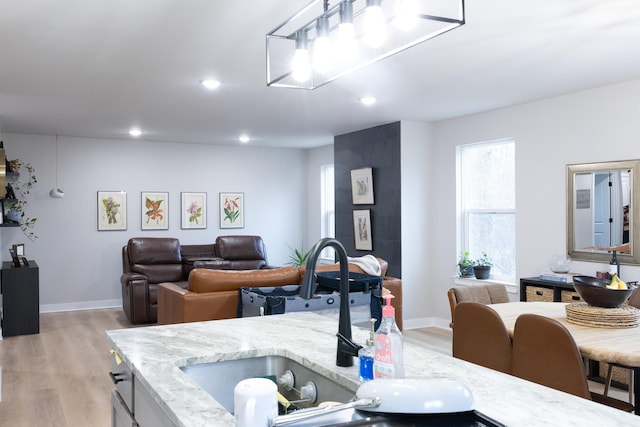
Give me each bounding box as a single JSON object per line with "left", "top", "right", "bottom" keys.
{"left": 567, "top": 160, "right": 640, "bottom": 265}
{"left": 573, "top": 169, "right": 630, "bottom": 253}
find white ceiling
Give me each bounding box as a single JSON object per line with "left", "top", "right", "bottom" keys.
{"left": 1, "top": 0, "right": 640, "bottom": 148}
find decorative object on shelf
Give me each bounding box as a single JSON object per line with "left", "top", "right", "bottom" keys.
{"left": 266, "top": 0, "right": 466, "bottom": 89}
{"left": 182, "top": 192, "right": 207, "bottom": 229}
{"left": 609, "top": 249, "right": 621, "bottom": 277}
{"left": 97, "top": 191, "right": 127, "bottom": 231}
{"left": 5, "top": 160, "right": 38, "bottom": 240}
{"left": 351, "top": 167, "right": 374, "bottom": 205}
{"left": 548, "top": 254, "right": 572, "bottom": 273}
{"left": 353, "top": 209, "right": 373, "bottom": 250}
{"left": 141, "top": 192, "right": 168, "bottom": 230}
{"left": 8, "top": 159, "right": 19, "bottom": 173}
{"left": 457, "top": 251, "right": 474, "bottom": 278}
{"left": 219, "top": 192, "right": 243, "bottom": 229}
{"left": 12, "top": 243, "right": 25, "bottom": 257}
{"left": 472, "top": 252, "right": 492, "bottom": 280}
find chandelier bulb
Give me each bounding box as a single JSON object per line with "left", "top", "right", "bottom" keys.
{"left": 362, "top": 0, "right": 387, "bottom": 48}
{"left": 313, "top": 16, "right": 332, "bottom": 73}
{"left": 292, "top": 31, "right": 311, "bottom": 82}
{"left": 337, "top": 1, "right": 356, "bottom": 60}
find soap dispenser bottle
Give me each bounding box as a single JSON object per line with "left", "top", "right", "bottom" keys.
{"left": 373, "top": 294, "right": 404, "bottom": 379}
{"left": 358, "top": 318, "right": 376, "bottom": 381}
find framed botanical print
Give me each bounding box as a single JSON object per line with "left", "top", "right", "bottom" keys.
{"left": 181, "top": 192, "right": 207, "bottom": 229}
{"left": 141, "top": 192, "right": 168, "bottom": 230}
{"left": 351, "top": 167, "right": 374, "bottom": 205}
{"left": 97, "top": 191, "right": 127, "bottom": 231}
{"left": 220, "top": 192, "right": 244, "bottom": 229}
{"left": 353, "top": 209, "right": 372, "bottom": 251}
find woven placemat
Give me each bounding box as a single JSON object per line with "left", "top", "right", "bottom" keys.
{"left": 565, "top": 302, "right": 640, "bottom": 328}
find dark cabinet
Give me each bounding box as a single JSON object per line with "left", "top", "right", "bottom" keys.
{"left": 1, "top": 261, "right": 39, "bottom": 337}
{"left": 519, "top": 277, "right": 582, "bottom": 303}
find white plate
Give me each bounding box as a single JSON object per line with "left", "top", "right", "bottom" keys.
{"left": 355, "top": 378, "right": 474, "bottom": 414}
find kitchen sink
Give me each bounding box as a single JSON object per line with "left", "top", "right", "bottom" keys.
{"left": 179, "top": 355, "right": 356, "bottom": 414}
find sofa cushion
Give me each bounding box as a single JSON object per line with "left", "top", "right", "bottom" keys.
{"left": 216, "top": 235, "right": 266, "bottom": 261}
{"left": 189, "top": 266, "right": 299, "bottom": 293}
{"left": 128, "top": 237, "right": 181, "bottom": 264}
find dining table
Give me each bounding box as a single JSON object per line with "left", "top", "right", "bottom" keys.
{"left": 488, "top": 301, "right": 640, "bottom": 415}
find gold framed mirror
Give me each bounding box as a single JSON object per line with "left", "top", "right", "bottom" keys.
{"left": 567, "top": 159, "right": 640, "bottom": 265}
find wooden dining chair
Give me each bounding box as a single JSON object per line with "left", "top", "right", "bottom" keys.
{"left": 512, "top": 313, "right": 634, "bottom": 412}
{"left": 447, "top": 284, "right": 510, "bottom": 328}
{"left": 602, "top": 287, "right": 640, "bottom": 404}
{"left": 452, "top": 302, "right": 512, "bottom": 374}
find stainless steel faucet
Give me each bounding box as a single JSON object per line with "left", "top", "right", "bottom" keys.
{"left": 299, "top": 238, "right": 362, "bottom": 367}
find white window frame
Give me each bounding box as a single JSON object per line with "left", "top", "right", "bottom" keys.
{"left": 457, "top": 138, "right": 516, "bottom": 284}
{"left": 320, "top": 164, "right": 335, "bottom": 261}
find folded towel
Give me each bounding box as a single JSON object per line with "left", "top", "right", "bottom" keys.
{"left": 347, "top": 255, "right": 382, "bottom": 276}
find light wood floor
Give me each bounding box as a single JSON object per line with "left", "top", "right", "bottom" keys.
{"left": 0, "top": 308, "right": 133, "bottom": 426}
{"left": 0, "top": 309, "right": 629, "bottom": 426}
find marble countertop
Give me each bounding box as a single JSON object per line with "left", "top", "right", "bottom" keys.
{"left": 106, "top": 312, "right": 639, "bottom": 427}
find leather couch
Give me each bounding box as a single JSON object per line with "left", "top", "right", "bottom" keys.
{"left": 120, "top": 235, "right": 270, "bottom": 324}
{"left": 157, "top": 258, "right": 404, "bottom": 330}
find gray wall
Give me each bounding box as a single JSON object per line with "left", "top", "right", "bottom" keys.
{"left": 0, "top": 134, "right": 309, "bottom": 312}
{"left": 334, "top": 122, "right": 402, "bottom": 278}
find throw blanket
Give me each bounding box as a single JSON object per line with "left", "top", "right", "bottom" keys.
{"left": 347, "top": 255, "right": 381, "bottom": 276}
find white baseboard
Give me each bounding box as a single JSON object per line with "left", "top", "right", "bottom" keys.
{"left": 40, "top": 299, "right": 122, "bottom": 313}
{"left": 403, "top": 316, "right": 451, "bottom": 330}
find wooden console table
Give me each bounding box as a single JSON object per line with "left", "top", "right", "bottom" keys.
{"left": 1, "top": 260, "right": 39, "bottom": 337}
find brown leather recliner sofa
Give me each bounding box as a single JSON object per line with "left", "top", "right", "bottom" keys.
{"left": 120, "top": 235, "right": 270, "bottom": 324}
{"left": 158, "top": 258, "right": 404, "bottom": 330}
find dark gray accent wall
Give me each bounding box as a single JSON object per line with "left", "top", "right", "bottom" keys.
{"left": 334, "top": 122, "right": 402, "bottom": 278}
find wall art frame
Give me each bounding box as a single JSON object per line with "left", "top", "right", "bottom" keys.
{"left": 97, "top": 191, "right": 127, "bottom": 231}
{"left": 181, "top": 192, "right": 207, "bottom": 229}
{"left": 220, "top": 192, "right": 244, "bottom": 229}
{"left": 353, "top": 209, "right": 372, "bottom": 251}
{"left": 141, "top": 191, "right": 168, "bottom": 230}
{"left": 351, "top": 167, "right": 374, "bottom": 205}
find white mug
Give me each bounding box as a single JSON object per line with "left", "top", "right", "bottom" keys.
{"left": 234, "top": 377, "right": 278, "bottom": 427}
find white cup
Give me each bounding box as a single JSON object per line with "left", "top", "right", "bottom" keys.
{"left": 234, "top": 378, "right": 278, "bottom": 427}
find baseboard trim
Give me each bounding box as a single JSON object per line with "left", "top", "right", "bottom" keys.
{"left": 40, "top": 299, "right": 122, "bottom": 313}
{"left": 403, "top": 316, "right": 451, "bottom": 330}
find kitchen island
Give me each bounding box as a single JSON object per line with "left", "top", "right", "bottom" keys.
{"left": 106, "top": 312, "right": 639, "bottom": 426}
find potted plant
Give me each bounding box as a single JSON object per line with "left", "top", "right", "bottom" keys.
{"left": 457, "top": 251, "right": 475, "bottom": 278}
{"left": 286, "top": 244, "right": 311, "bottom": 268}
{"left": 4, "top": 160, "right": 38, "bottom": 241}
{"left": 473, "top": 252, "right": 493, "bottom": 280}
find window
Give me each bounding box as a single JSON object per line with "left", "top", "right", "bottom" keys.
{"left": 457, "top": 139, "right": 515, "bottom": 281}
{"left": 320, "top": 164, "right": 335, "bottom": 259}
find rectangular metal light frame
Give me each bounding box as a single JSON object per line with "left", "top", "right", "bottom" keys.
{"left": 266, "top": 0, "right": 465, "bottom": 89}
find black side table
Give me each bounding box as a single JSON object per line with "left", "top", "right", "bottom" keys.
{"left": 1, "top": 260, "right": 39, "bottom": 337}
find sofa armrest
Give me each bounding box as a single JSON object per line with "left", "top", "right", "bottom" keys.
{"left": 120, "top": 272, "right": 151, "bottom": 324}
{"left": 158, "top": 282, "right": 240, "bottom": 324}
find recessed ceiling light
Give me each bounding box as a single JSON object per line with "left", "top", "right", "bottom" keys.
{"left": 239, "top": 135, "right": 250, "bottom": 143}
{"left": 129, "top": 128, "right": 142, "bottom": 137}
{"left": 360, "top": 96, "right": 377, "bottom": 106}
{"left": 201, "top": 79, "right": 221, "bottom": 90}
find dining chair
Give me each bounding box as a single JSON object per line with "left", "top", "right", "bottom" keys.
{"left": 447, "top": 284, "right": 510, "bottom": 328}
{"left": 452, "top": 302, "right": 512, "bottom": 374}
{"left": 602, "top": 287, "right": 640, "bottom": 404}
{"left": 512, "top": 313, "right": 634, "bottom": 412}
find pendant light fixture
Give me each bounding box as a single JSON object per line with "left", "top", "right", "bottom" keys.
{"left": 49, "top": 135, "right": 64, "bottom": 199}
{"left": 266, "top": 0, "right": 466, "bottom": 89}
